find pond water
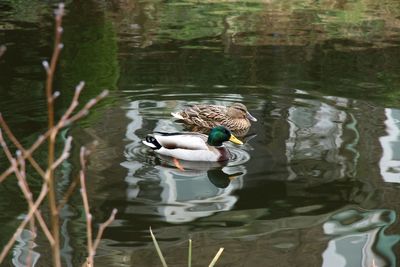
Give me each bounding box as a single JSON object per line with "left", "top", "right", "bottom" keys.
{"left": 1, "top": 0, "right": 400, "bottom": 266}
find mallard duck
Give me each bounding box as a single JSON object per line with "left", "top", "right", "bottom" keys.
{"left": 171, "top": 103, "right": 257, "bottom": 134}
{"left": 142, "top": 126, "right": 243, "bottom": 162}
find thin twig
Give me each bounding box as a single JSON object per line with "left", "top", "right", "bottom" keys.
{"left": 59, "top": 81, "right": 85, "bottom": 124}
{"left": 80, "top": 146, "right": 118, "bottom": 266}
{"left": 0, "top": 133, "right": 48, "bottom": 183}
{"left": 80, "top": 147, "right": 93, "bottom": 266}
{"left": 0, "top": 184, "right": 48, "bottom": 263}
{"left": 17, "top": 150, "right": 36, "bottom": 267}
{"left": 91, "top": 208, "right": 117, "bottom": 253}
{"left": 57, "top": 140, "right": 97, "bottom": 212}
{"left": 0, "top": 130, "right": 54, "bottom": 245}
{"left": 66, "top": 90, "right": 109, "bottom": 124}
{"left": 0, "top": 114, "right": 46, "bottom": 178}
{"left": 0, "top": 89, "right": 108, "bottom": 184}
{"left": 51, "top": 136, "right": 73, "bottom": 170}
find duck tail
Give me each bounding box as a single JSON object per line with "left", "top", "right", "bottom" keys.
{"left": 171, "top": 112, "right": 184, "bottom": 120}
{"left": 142, "top": 135, "right": 162, "bottom": 150}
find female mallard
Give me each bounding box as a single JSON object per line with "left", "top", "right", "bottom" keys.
{"left": 142, "top": 126, "right": 243, "bottom": 162}
{"left": 171, "top": 103, "right": 257, "bottom": 134}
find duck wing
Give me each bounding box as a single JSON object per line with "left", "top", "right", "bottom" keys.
{"left": 153, "top": 131, "right": 209, "bottom": 150}
{"left": 194, "top": 104, "right": 228, "bottom": 120}
{"left": 173, "top": 104, "right": 228, "bottom": 128}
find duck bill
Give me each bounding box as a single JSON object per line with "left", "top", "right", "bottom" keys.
{"left": 229, "top": 134, "right": 243, "bottom": 145}
{"left": 246, "top": 112, "right": 257, "bottom": 122}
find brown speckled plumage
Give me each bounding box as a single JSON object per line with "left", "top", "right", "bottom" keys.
{"left": 171, "top": 103, "right": 257, "bottom": 136}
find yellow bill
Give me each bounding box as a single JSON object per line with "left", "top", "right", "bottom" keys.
{"left": 229, "top": 134, "right": 243, "bottom": 145}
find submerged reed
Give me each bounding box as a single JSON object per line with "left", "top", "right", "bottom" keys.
{"left": 149, "top": 227, "right": 224, "bottom": 267}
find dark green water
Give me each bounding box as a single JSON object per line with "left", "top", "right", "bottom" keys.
{"left": 1, "top": 0, "right": 400, "bottom": 266}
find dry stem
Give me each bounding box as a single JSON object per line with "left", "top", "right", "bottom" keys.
{"left": 0, "top": 114, "right": 46, "bottom": 178}
{"left": 17, "top": 149, "right": 37, "bottom": 267}
{"left": 44, "top": 5, "right": 65, "bottom": 266}
{"left": 80, "top": 148, "right": 93, "bottom": 265}
{"left": 0, "top": 88, "right": 108, "bottom": 184}
{"left": 92, "top": 209, "right": 117, "bottom": 254}
{"left": 80, "top": 147, "right": 118, "bottom": 266}
{"left": 0, "top": 130, "right": 54, "bottom": 245}
{"left": 0, "top": 184, "right": 48, "bottom": 263}
{"left": 57, "top": 140, "right": 98, "bottom": 212}
{"left": 0, "top": 3, "right": 112, "bottom": 266}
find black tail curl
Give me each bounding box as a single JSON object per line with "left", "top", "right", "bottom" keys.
{"left": 146, "top": 136, "right": 162, "bottom": 150}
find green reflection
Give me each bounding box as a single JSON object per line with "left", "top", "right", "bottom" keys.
{"left": 59, "top": 0, "right": 120, "bottom": 125}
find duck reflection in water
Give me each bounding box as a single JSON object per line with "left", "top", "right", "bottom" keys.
{"left": 147, "top": 155, "right": 247, "bottom": 223}
{"left": 158, "top": 155, "right": 244, "bottom": 188}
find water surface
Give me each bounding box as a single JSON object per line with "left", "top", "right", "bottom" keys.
{"left": 1, "top": 0, "right": 400, "bottom": 266}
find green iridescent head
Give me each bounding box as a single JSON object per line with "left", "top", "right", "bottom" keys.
{"left": 207, "top": 126, "right": 243, "bottom": 146}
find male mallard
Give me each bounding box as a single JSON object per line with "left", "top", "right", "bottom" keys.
{"left": 171, "top": 103, "right": 257, "bottom": 134}
{"left": 142, "top": 126, "right": 243, "bottom": 162}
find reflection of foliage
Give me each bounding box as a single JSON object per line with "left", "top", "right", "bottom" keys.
{"left": 115, "top": 0, "right": 400, "bottom": 49}
{"left": 1, "top": 0, "right": 47, "bottom": 24}
{"left": 60, "top": 1, "right": 120, "bottom": 125}
{"left": 156, "top": 1, "right": 266, "bottom": 41}
{"left": 2, "top": 0, "right": 72, "bottom": 24}
{"left": 61, "top": 1, "right": 119, "bottom": 96}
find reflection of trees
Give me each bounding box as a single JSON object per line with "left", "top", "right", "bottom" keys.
{"left": 111, "top": 0, "right": 400, "bottom": 50}
{"left": 60, "top": 1, "right": 119, "bottom": 102}
{"left": 113, "top": 0, "right": 400, "bottom": 105}
{"left": 0, "top": 1, "right": 54, "bottom": 136}
{"left": 285, "top": 93, "right": 353, "bottom": 183}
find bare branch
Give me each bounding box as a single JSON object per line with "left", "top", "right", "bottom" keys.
{"left": 0, "top": 131, "right": 48, "bottom": 183}
{"left": 80, "top": 147, "right": 93, "bottom": 266}
{"left": 0, "top": 89, "right": 109, "bottom": 184}
{"left": 0, "top": 130, "right": 54, "bottom": 245}
{"left": 57, "top": 140, "right": 97, "bottom": 212}
{"left": 16, "top": 150, "right": 37, "bottom": 267}
{"left": 51, "top": 136, "right": 73, "bottom": 170}
{"left": 92, "top": 209, "right": 117, "bottom": 254}
{"left": 58, "top": 81, "right": 85, "bottom": 125}
{"left": 44, "top": 4, "right": 65, "bottom": 266}
{"left": 0, "top": 114, "right": 46, "bottom": 178}
{"left": 67, "top": 90, "right": 109, "bottom": 124}
{"left": 0, "top": 4, "right": 112, "bottom": 266}
{"left": 0, "top": 184, "right": 48, "bottom": 263}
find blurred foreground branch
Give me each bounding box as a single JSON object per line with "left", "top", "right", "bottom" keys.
{"left": 0, "top": 3, "right": 116, "bottom": 266}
